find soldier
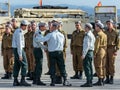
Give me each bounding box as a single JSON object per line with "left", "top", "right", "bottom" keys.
{"left": 80, "top": 23, "right": 95, "bottom": 87}
{"left": 12, "top": 20, "right": 31, "bottom": 86}
{"left": 93, "top": 22, "right": 107, "bottom": 86}
{"left": 1, "top": 24, "right": 14, "bottom": 79}
{"left": 35, "top": 22, "right": 71, "bottom": 86}
{"left": 44, "top": 21, "right": 52, "bottom": 75}
{"left": 70, "top": 21, "right": 85, "bottom": 79}
{"left": 104, "top": 19, "right": 120, "bottom": 84}
{"left": 24, "top": 23, "right": 35, "bottom": 80}
{"left": 93, "top": 20, "right": 102, "bottom": 77}
{"left": 11, "top": 18, "right": 19, "bottom": 33}
{"left": 32, "top": 22, "right": 46, "bottom": 86}
{"left": 55, "top": 21, "right": 68, "bottom": 84}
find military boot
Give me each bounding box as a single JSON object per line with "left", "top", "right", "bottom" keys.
{"left": 1, "top": 72, "right": 9, "bottom": 79}
{"left": 104, "top": 75, "right": 109, "bottom": 84}
{"left": 13, "top": 77, "right": 20, "bottom": 86}
{"left": 32, "top": 77, "right": 36, "bottom": 84}
{"left": 26, "top": 71, "right": 30, "bottom": 77}
{"left": 63, "top": 77, "right": 72, "bottom": 86}
{"left": 27, "top": 72, "right": 33, "bottom": 80}
{"left": 55, "top": 76, "right": 62, "bottom": 84}
{"left": 36, "top": 78, "right": 46, "bottom": 86}
{"left": 8, "top": 72, "right": 12, "bottom": 79}
{"left": 93, "top": 78, "right": 104, "bottom": 86}
{"left": 109, "top": 76, "right": 114, "bottom": 84}
{"left": 20, "top": 76, "right": 31, "bottom": 86}
{"left": 80, "top": 80, "right": 93, "bottom": 87}
{"left": 50, "top": 78, "right": 55, "bottom": 86}
{"left": 70, "top": 71, "right": 79, "bottom": 79}
{"left": 78, "top": 71, "right": 83, "bottom": 79}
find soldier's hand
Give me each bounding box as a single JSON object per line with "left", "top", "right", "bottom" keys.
{"left": 114, "top": 52, "right": 117, "bottom": 56}
{"left": 81, "top": 55, "right": 85, "bottom": 60}
{"left": 19, "top": 56, "right": 23, "bottom": 61}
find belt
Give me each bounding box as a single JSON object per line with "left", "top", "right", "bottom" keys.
{"left": 107, "top": 45, "right": 115, "bottom": 48}
{"left": 88, "top": 50, "right": 93, "bottom": 52}
{"left": 3, "top": 48, "right": 12, "bottom": 50}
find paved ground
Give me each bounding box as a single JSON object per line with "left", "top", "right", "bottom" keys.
{"left": 0, "top": 40, "right": 120, "bottom": 90}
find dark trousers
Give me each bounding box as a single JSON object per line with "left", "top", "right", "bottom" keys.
{"left": 33, "top": 48, "right": 43, "bottom": 78}
{"left": 83, "top": 50, "right": 93, "bottom": 82}
{"left": 13, "top": 48, "right": 28, "bottom": 77}
{"left": 49, "top": 51, "right": 67, "bottom": 79}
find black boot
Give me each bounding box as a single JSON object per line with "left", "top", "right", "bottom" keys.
{"left": 93, "top": 78, "right": 104, "bottom": 86}
{"left": 8, "top": 72, "right": 12, "bottom": 79}
{"left": 105, "top": 75, "right": 109, "bottom": 84}
{"left": 1, "top": 72, "right": 9, "bottom": 79}
{"left": 78, "top": 71, "right": 83, "bottom": 79}
{"left": 27, "top": 72, "right": 33, "bottom": 80}
{"left": 44, "top": 71, "right": 50, "bottom": 75}
{"left": 20, "top": 76, "right": 31, "bottom": 86}
{"left": 13, "top": 77, "right": 20, "bottom": 86}
{"left": 32, "top": 77, "right": 36, "bottom": 84}
{"left": 70, "top": 71, "right": 79, "bottom": 79}
{"left": 26, "top": 71, "right": 30, "bottom": 77}
{"left": 36, "top": 78, "right": 46, "bottom": 86}
{"left": 80, "top": 80, "right": 92, "bottom": 87}
{"left": 109, "top": 76, "right": 113, "bottom": 84}
{"left": 63, "top": 77, "right": 72, "bottom": 86}
{"left": 55, "top": 76, "right": 62, "bottom": 84}
{"left": 50, "top": 78, "right": 55, "bottom": 86}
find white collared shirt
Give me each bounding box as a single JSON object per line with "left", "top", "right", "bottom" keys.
{"left": 12, "top": 28, "right": 25, "bottom": 57}
{"left": 83, "top": 30, "right": 95, "bottom": 57}
{"left": 33, "top": 29, "right": 47, "bottom": 49}
{"left": 35, "top": 30, "right": 65, "bottom": 52}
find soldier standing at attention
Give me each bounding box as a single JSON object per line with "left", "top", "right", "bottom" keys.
{"left": 24, "top": 23, "right": 35, "bottom": 80}
{"left": 93, "top": 22, "right": 107, "bottom": 86}
{"left": 12, "top": 20, "right": 31, "bottom": 86}
{"left": 35, "top": 22, "right": 71, "bottom": 86}
{"left": 11, "top": 18, "right": 19, "bottom": 33}
{"left": 80, "top": 23, "right": 95, "bottom": 87}
{"left": 1, "top": 24, "right": 14, "bottom": 79}
{"left": 32, "top": 22, "right": 47, "bottom": 86}
{"left": 70, "top": 21, "right": 85, "bottom": 79}
{"left": 104, "top": 19, "right": 120, "bottom": 84}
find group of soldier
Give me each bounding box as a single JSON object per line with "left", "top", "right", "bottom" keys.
{"left": 1, "top": 18, "right": 120, "bottom": 87}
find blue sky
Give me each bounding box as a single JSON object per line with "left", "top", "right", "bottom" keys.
{"left": 1, "top": 0, "right": 120, "bottom": 9}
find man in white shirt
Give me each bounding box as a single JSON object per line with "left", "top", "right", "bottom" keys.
{"left": 80, "top": 23, "right": 95, "bottom": 87}
{"left": 35, "top": 22, "right": 71, "bottom": 86}
{"left": 12, "top": 20, "right": 31, "bottom": 86}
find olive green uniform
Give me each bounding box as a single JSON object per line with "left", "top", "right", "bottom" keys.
{"left": 1, "top": 33, "right": 14, "bottom": 74}
{"left": 94, "top": 30, "right": 107, "bottom": 79}
{"left": 24, "top": 31, "right": 35, "bottom": 73}
{"left": 105, "top": 29, "right": 120, "bottom": 76}
{"left": 70, "top": 30, "right": 85, "bottom": 72}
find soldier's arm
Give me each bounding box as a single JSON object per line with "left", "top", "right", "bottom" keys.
{"left": 70, "top": 34, "right": 73, "bottom": 54}
{"left": 94, "top": 36, "right": 100, "bottom": 56}
{"left": 115, "top": 31, "right": 120, "bottom": 52}
{"left": 1, "top": 37, "right": 4, "bottom": 56}
{"left": 63, "top": 32, "right": 68, "bottom": 49}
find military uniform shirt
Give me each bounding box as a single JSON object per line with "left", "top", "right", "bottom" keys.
{"left": 33, "top": 29, "right": 47, "bottom": 49}
{"left": 12, "top": 28, "right": 25, "bottom": 57}
{"left": 83, "top": 30, "right": 95, "bottom": 57}
{"left": 35, "top": 30, "right": 65, "bottom": 52}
